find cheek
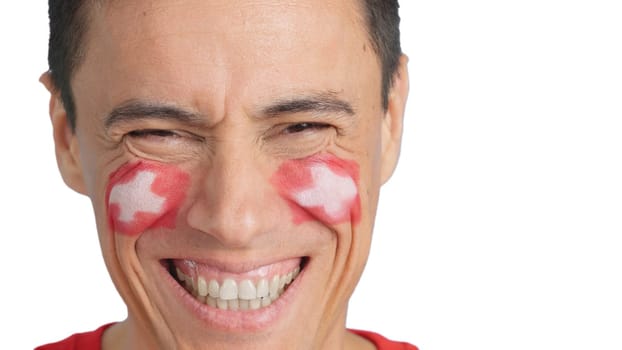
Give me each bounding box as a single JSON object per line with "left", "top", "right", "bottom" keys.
{"left": 271, "top": 154, "right": 361, "bottom": 225}
{"left": 106, "top": 161, "right": 190, "bottom": 236}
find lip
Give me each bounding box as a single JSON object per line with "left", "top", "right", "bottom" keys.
{"left": 158, "top": 257, "right": 307, "bottom": 332}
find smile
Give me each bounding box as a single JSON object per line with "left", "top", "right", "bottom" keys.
{"left": 167, "top": 257, "right": 306, "bottom": 312}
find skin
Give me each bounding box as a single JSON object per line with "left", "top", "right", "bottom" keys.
{"left": 272, "top": 154, "right": 362, "bottom": 225}
{"left": 107, "top": 161, "right": 191, "bottom": 235}
{"left": 41, "top": 0, "right": 409, "bottom": 349}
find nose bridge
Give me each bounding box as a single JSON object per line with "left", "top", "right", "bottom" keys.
{"left": 213, "top": 138, "right": 263, "bottom": 211}
{"left": 186, "top": 132, "right": 273, "bottom": 247}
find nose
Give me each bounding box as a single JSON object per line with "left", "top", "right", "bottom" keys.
{"left": 185, "top": 135, "right": 281, "bottom": 248}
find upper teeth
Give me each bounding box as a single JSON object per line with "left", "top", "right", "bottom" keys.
{"left": 176, "top": 266, "right": 301, "bottom": 311}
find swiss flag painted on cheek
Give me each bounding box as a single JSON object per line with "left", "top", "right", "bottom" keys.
{"left": 106, "top": 162, "right": 190, "bottom": 236}
{"left": 272, "top": 154, "right": 361, "bottom": 225}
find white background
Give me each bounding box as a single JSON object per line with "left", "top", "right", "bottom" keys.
{"left": 1, "top": 1, "right": 621, "bottom": 349}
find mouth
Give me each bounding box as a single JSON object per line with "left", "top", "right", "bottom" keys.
{"left": 164, "top": 257, "right": 308, "bottom": 312}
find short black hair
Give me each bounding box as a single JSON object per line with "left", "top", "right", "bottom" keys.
{"left": 47, "top": 1, "right": 93, "bottom": 130}
{"left": 47, "top": 0, "right": 401, "bottom": 130}
{"left": 359, "top": 0, "right": 402, "bottom": 111}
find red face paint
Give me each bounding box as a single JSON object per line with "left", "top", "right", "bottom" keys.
{"left": 272, "top": 154, "right": 361, "bottom": 225}
{"left": 106, "top": 161, "right": 190, "bottom": 235}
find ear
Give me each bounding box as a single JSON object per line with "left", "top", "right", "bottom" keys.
{"left": 379, "top": 54, "right": 409, "bottom": 184}
{"left": 40, "top": 72, "right": 87, "bottom": 195}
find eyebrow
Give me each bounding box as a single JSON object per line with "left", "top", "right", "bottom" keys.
{"left": 104, "top": 100, "right": 205, "bottom": 129}
{"left": 262, "top": 92, "right": 355, "bottom": 118}
{"left": 104, "top": 92, "right": 356, "bottom": 129}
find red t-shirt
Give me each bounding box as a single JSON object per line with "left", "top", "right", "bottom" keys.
{"left": 35, "top": 324, "right": 114, "bottom": 350}
{"left": 350, "top": 329, "right": 419, "bottom": 350}
{"left": 36, "top": 325, "right": 417, "bottom": 350}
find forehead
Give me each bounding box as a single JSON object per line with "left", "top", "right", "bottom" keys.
{"left": 75, "top": 0, "right": 380, "bottom": 120}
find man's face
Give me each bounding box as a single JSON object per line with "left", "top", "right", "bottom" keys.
{"left": 48, "top": 0, "right": 407, "bottom": 348}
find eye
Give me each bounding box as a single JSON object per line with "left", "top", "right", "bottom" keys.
{"left": 122, "top": 128, "right": 205, "bottom": 161}
{"left": 261, "top": 121, "right": 337, "bottom": 158}
{"left": 283, "top": 122, "right": 331, "bottom": 134}
{"left": 127, "top": 129, "right": 181, "bottom": 139}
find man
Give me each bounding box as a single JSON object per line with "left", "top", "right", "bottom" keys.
{"left": 37, "top": 0, "right": 413, "bottom": 349}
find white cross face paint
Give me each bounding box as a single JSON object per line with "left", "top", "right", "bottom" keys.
{"left": 109, "top": 171, "right": 166, "bottom": 223}
{"left": 106, "top": 161, "right": 190, "bottom": 236}
{"left": 271, "top": 154, "right": 361, "bottom": 225}
{"left": 292, "top": 165, "right": 358, "bottom": 221}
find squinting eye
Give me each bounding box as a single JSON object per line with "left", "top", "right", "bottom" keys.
{"left": 122, "top": 128, "right": 205, "bottom": 161}
{"left": 127, "top": 129, "right": 180, "bottom": 138}
{"left": 284, "top": 122, "right": 330, "bottom": 134}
